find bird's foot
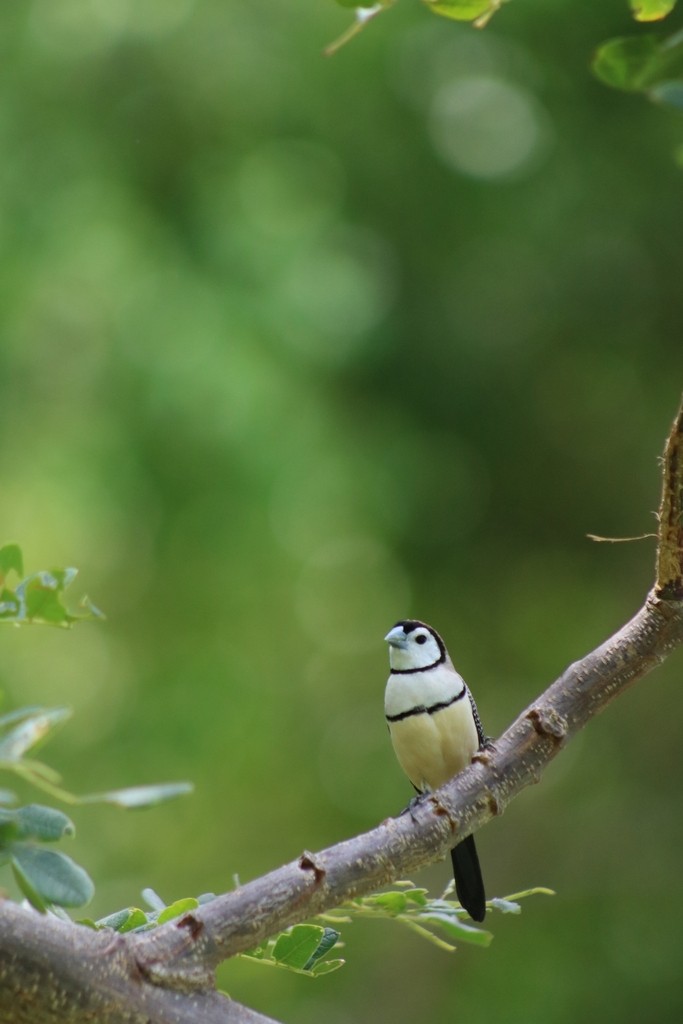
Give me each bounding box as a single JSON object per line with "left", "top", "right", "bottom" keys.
{"left": 473, "top": 737, "right": 496, "bottom": 765}
{"left": 399, "top": 792, "right": 427, "bottom": 824}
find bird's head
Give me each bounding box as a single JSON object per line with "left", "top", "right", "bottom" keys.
{"left": 384, "top": 620, "right": 446, "bottom": 672}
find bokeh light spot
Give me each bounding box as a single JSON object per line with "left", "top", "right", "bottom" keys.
{"left": 429, "top": 76, "right": 551, "bottom": 180}
{"left": 277, "top": 227, "right": 396, "bottom": 363}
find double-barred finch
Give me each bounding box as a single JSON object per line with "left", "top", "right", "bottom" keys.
{"left": 384, "top": 619, "right": 486, "bottom": 922}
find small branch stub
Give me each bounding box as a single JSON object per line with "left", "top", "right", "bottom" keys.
{"left": 527, "top": 706, "right": 568, "bottom": 740}
{"left": 299, "top": 851, "right": 326, "bottom": 884}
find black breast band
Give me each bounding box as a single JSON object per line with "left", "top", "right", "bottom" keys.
{"left": 385, "top": 688, "right": 466, "bottom": 723}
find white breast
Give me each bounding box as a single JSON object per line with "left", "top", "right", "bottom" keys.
{"left": 384, "top": 664, "right": 465, "bottom": 718}
{"left": 385, "top": 666, "right": 478, "bottom": 793}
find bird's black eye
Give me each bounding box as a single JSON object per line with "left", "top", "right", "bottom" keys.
{"left": 415, "top": 634, "right": 428, "bottom": 645}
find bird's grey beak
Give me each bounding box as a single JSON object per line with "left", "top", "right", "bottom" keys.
{"left": 384, "top": 626, "right": 408, "bottom": 649}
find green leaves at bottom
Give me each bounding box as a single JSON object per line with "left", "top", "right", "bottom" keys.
{"left": 243, "top": 924, "right": 344, "bottom": 978}
{"left": 322, "top": 883, "right": 554, "bottom": 954}
{"left": 11, "top": 846, "right": 94, "bottom": 909}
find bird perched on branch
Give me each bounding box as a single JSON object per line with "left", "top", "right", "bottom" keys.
{"left": 384, "top": 619, "right": 487, "bottom": 922}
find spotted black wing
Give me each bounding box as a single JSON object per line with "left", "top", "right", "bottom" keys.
{"left": 468, "top": 690, "right": 486, "bottom": 749}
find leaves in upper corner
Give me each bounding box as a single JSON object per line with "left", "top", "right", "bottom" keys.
{"left": 422, "top": 0, "right": 504, "bottom": 28}
{"left": 593, "top": 29, "right": 683, "bottom": 110}
{"left": 325, "top": 0, "right": 506, "bottom": 56}
{"left": 0, "top": 699, "right": 194, "bottom": 913}
{"left": 0, "top": 544, "right": 103, "bottom": 627}
{"left": 630, "top": 0, "right": 677, "bottom": 22}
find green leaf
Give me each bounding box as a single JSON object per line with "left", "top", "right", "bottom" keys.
{"left": 423, "top": 0, "right": 502, "bottom": 25}
{"left": 0, "top": 804, "right": 75, "bottom": 844}
{"left": 157, "top": 898, "right": 200, "bottom": 924}
{"left": 92, "top": 908, "right": 134, "bottom": 930}
{"left": 501, "top": 887, "right": 555, "bottom": 900}
{"left": 489, "top": 897, "right": 521, "bottom": 914}
{"left": 142, "top": 887, "right": 167, "bottom": 911}
{"left": 0, "top": 568, "right": 103, "bottom": 627}
{"left": 14, "top": 804, "right": 75, "bottom": 842}
{"left": 308, "top": 958, "right": 345, "bottom": 976}
{"left": 0, "top": 545, "right": 23, "bottom": 583}
{"left": 273, "top": 925, "right": 327, "bottom": 970}
{"left": 630, "top": 0, "right": 676, "bottom": 21}
{"left": 0, "top": 552, "right": 102, "bottom": 627}
{"left": 94, "top": 907, "right": 149, "bottom": 932}
{"left": 303, "top": 927, "right": 340, "bottom": 970}
{"left": 0, "top": 706, "right": 46, "bottom": 730}
{"left": 12, "top": 855, "right": 49, "bottom": 911}
{"left": 11, "top": 845, "right": 94, "bottom": 908}
{"left": 119, "top": 908, "right": 150, "bottom": 932}
{"left": 420, "top": 911, "right": 493, "bottom": 947}
{"left": 0, "top": 708, "right": 72, "bottom": 761}
{"left": 368, "top": 891, "right": 407, "bottom": 914}
{"left": 0, "top": 809, "right": 20, "bottom": 845}
{"left": 19, "top": 570, "right": 79, "bottom": 626}
{"left": 0, "top": 590, "right": 21, "bottom": 621}
{"left": 79, "top": 781, "right": 193, "bottom": 808}
{"left": 404, "top": 888, "right": 429, "bottom": 906}
{"left": 593, "top": 33, "right": 683, "bottom": 92}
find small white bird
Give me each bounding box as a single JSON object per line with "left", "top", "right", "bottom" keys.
{"left": 384, "top": 619, "right": 486, "bottom": 921}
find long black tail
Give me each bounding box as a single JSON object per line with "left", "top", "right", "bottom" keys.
{"left": 451, "top": 834, "right": 486, "bottom": 922}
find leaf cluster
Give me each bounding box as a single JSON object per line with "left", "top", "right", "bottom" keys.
{"left": 0, "top": 543, "right": 102, "bottom": 627}
{"left": 327, "top": 0, "right": 683, "bottom": 115}
{"left": 0, "top": 544, "right": 192, "bottom": 913}
{"left": 319, "top": 883, "right": 553, "bottom": 955}
{"left": 82, "top": 888, "right": 215, "bottom": 934}
{"left": 0, "top": 703, "right": 192, "bottom": 912}
{"left": 79, "top": 883, "right": 551, "bottom": 979}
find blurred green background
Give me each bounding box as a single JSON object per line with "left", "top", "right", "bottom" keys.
{"left": 2, "top": 0, "right": 683, "bottom": 1021}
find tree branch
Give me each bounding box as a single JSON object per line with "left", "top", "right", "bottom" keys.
{"left": 2, "top": 396, "right": 682, "bottom": 1024}
{"left": 0, "top": 899, "right": 279, "bottom": 1024}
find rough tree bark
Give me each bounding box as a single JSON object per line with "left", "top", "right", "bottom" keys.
{"left": 1, "top": 397, "right": 682, "bottom": 1024}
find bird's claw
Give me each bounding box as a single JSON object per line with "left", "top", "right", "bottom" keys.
{"left": 399, "top": 792, "right": 427, "bottom": 824}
